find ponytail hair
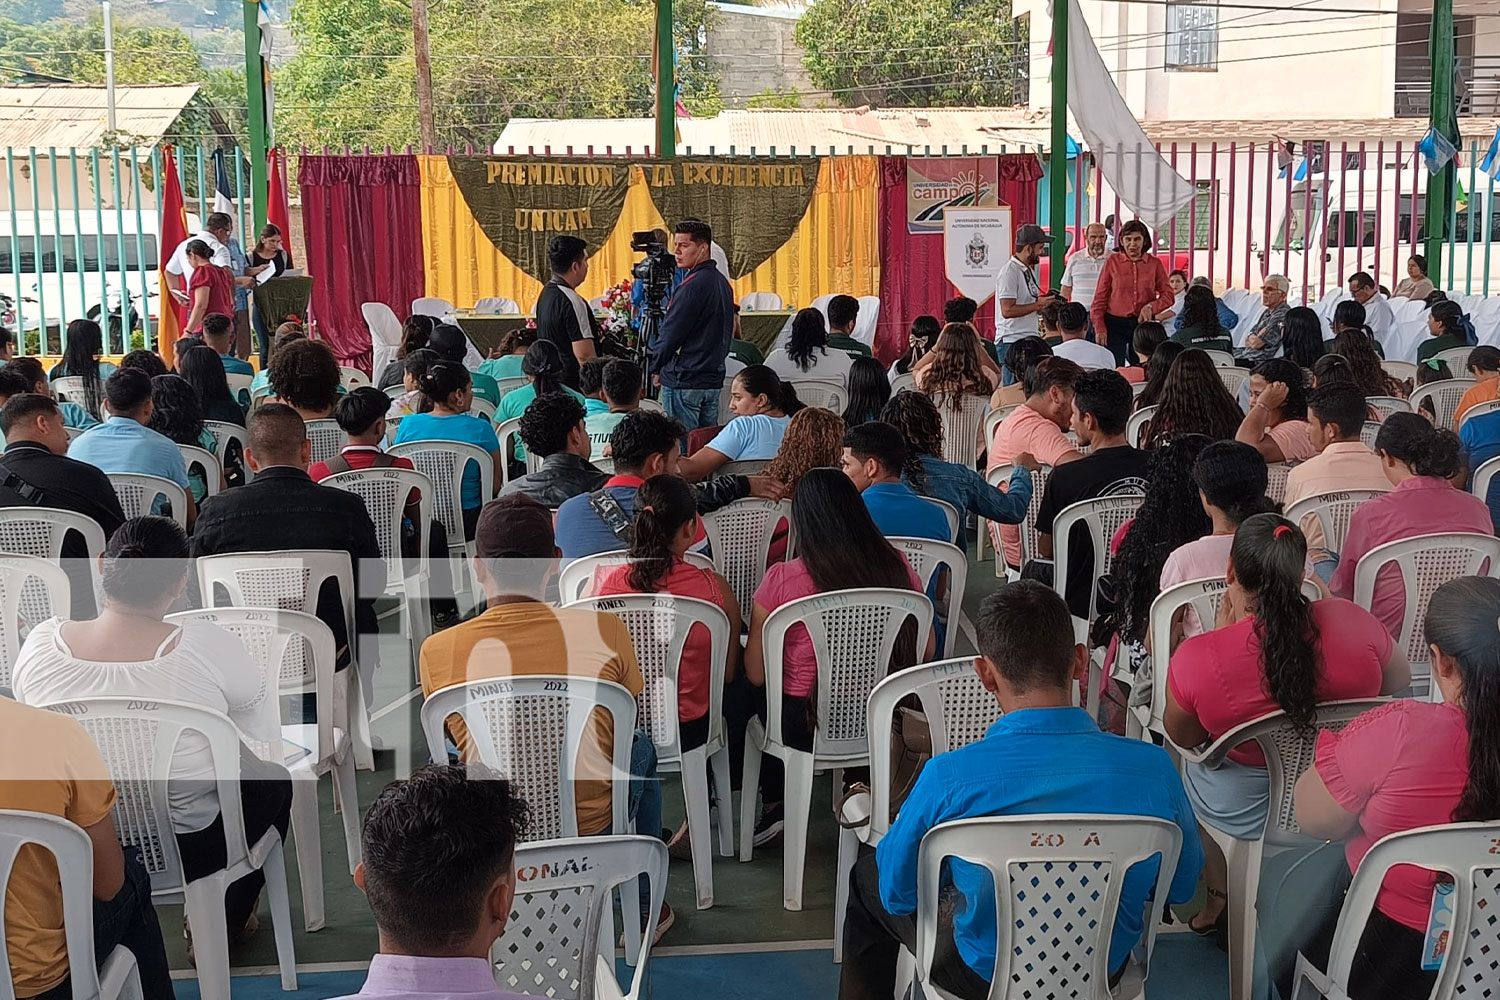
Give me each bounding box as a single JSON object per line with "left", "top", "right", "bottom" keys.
{"left": 1424, "top": 576, "right": 1500, "bottom": 822}
{"left": 1230, "top": 513, "right": 1320, "bottom": 729}
{"left": 1374, "top": 411, "right": 1464, "bottom": 479}
{"left": 418, "top": 360, "right": 472, "bottom": 407}
{"left": 626, "top": 475, "right": 698, "bottom": 593}
{"left": 734, "top": 364, "right": 803, "bottom": 415}
{"left": 522, "top": 340, "right": 564, "bottom": 397}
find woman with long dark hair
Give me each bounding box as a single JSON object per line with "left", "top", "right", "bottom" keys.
{"left": 1285, "top": 576, "right": 1500, "bottom": 999}
{"left": 1331, "top": 299, "right": 1368, "bottom": 338}
{"left": 493, "top": 340, "right": 588, "bottom": 461}
{"left": 1141, "top": 349, "right": 1244, "bottom": 447}
{"left": 1238, "top": 356, "right": 1319, "bottom": 463}
{"left": 989, "top": 334, "right": 1052, "bottom": 410}
{"left": 1134, "top": 340, "right": 1185, "bottom": 409}
{"left": 1329, "top": 329, "right": 1402, "bottom": 396}
{"left": 1165, "top": 513, "right": 1408, "bottom": 936}
{"left": 1418, "top": 298, "right": 1469, "bottom": 362}
{"left": 178, "top": 343, "right": 246, "bottom": 426}
{"left": 891, "top": 315, "right": 940, "bottom": 377}
{"left": 378, "top": 314, "right": 435, "bottom": 389}
{"left": 1171, "top": 285, "right": 1231, "bottom": 352}
{"left": 743, "top": 468, "right": 929, "bottom": 841}
{"left": 50, "top": 318, "right": 115, "bottom": 418}
{"left": 148, "top": 372, "right": 221, "bottom": 501}
{"left": 915, "top": 322, "right": 996, "bottom": 405}
{"left": 678, "top": 365, "right": 802, "bottom": 482}
{"left": 841, "top": 357, "right": 891, "bottom": 427}
{"left": 392, "top": 360, "right": 501, "bottom": 537}
{"left": 1281, "top": 306, "right": 1326, "bottom": 370}
{"left": 766, "top": 307, "right": 854, "bottom": 384}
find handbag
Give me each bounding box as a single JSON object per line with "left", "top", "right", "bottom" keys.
{"left": 835, "top": 703, "right": 932, "bottom": 830}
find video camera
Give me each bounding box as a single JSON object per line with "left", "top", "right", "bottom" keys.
{"left": 630, "top": 230, "right": 675, "bottom": 318}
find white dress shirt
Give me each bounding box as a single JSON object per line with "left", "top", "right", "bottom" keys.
{"left": 165, "top": 229, "right": 231, "bottom": 280}
{"left": 1052, "top": 335, "right": 1118, "bottom": 370}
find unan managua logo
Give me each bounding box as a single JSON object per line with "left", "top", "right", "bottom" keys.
{"left": 967, "top": 232, "right": 989, "bottom": 267}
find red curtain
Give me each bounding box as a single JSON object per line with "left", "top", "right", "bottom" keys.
{"left": 298, "top": 154, "right": 425, "bottom": 372}
{"left": 874, "top": 156, "right": 1042, "bottom": 363}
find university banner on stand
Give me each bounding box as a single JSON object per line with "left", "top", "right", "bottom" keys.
{"left": 907, "top": 157, "right": 1000, "bottom": 234}
{"left": 944, "top": 206, "right": 1013, "bottom": 304}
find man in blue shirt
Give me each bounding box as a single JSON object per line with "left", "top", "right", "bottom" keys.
{"left": 68, "top": 367, "right": 196, "bottom": 528}
{"left": 203, "top": 313, "right": 255, "bottom": 376}
{"left": 840, "top": 421, "right": 950, "bottom": 543}
{"left": 839, "top": 581, "right": 1203, "bottom": 1000}
{"left": 1461, "top": 407, "right": 1500, "bottom": 530}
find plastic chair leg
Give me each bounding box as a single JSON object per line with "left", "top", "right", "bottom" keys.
{"left": 99, "top": 945, "right": 142, "bottom": 1000}
{"left": 895, "top": 946, "right": 917, "bottom": 1000}
{"left": 288, "top": 776, "right": 326, "bottom": 932}
{"left": 347, "top": 669, "right": 375, "bottom": 772}
{"left": 1220, "top": 834, "right": 1260, "bottom": 1000}
{"left": 739, "top": 718, "right": 765, "bottom": 862}
{"left": 709, "top": 742, "right": 734, "bottom": 857}
{"left": 334, "top": 750, "right": 363, "bottom": 873}
{"left": 261, "top": 839, "right": 299, "bottom": 991}
{"left": 833, "top": 824, "right": 857, "bottom": 963}
{"left": 619, "top": 877, "right": 642, "bottom": 967}
{"left": 680, "top": 747, "right": 715, "bottom": 909}
{"left": 183, "top": 875, "right": 232, "bottom": 1000}
{"left": 781, "top": 751, "right": 815, "bottom": 911}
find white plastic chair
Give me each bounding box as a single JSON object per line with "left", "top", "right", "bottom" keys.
{"left": 739, "top": 291, "right": 783, "bottom": 312}
{"left": 853, "top": 295, "right": 880, "bottom": 348}
{"left": 558, "top": 549, "right": 716, "bottom": 604}
{"left": 1364, "top": 395, "right": 1411, "bottom": 421}
{"left": 167, "top": 608, "right": 359, "bottom": 934}
{"left": 1284, "top": 489, "right": 1390, "bottom": 556}
{"left": 1290, "top": 821, "right": 1500, "bottom": 1000}
{"left": 474, "top": 296, "right": 519, "bottom": 315}
{"left": 1126, "top": 405, "right": 1157, "bottom": 448}
{"left": 637, "top": 398, "right": 665, "bottom": 414}
{"left": 1410, "top": 378, "right": 1477, "bottom": 427}
{"left": 1472, "top": 454, "right": 1500, "bottom": 510}
{"left": 569, "top": 594, "right": 734, "bottom": 910}
{"left": 41, "top": 698, "right": 299, "bottom": 1000}
{"left": 991, "top": 464, "right": 1052, "bottom": 578}
{"left": 362, "top": 301, "right": 403, "bottom": 377}
{"left": 1050, "top": 493, "right": 1146, "bottom": 625}
{"left": 1358, "top": 420, "right": 1381, "bottom": 448}
{"left": 51, "top": 376, "right": 92, "bottom": 412}
{"left": 1379, "top": 359, "right": 1418, "bottom": 384}
{"left": 339, "top": 366, "right": 370, "bottom": 389}
{"left": 1458, "top": 396, "right": 1500, "bottom": 429}
{"left": 410, "top": 296, "right": 456, "bottom": 320}
{"left": 808, "top": 293, "right": 835, "bottom": 325}
{"left": 930, "top": 393, "right": 989, "bottom": 468}
{"left": 225, "top": 373, "right": 254, "bottom": 412}
{"left": 107, "top": 473, "right": 188, "bottom": 529}
{"left": 1351, "top": 531, "right": 1500, "bottom": 696}
{"left": 739, "top": 587, "right": 934, "bottom": 910}
{"left": 717, "top": 373, "right": 737, "bottom": 424}
{"left": 927, "top": 497, "right": 961, "bottom": 546}
{"left": 494, "top": 376, "right": 528, "bottom": 405}
{"left": 889, "top": 371, "right": 917, "bottom": 395}
{"left": 305, "top": 418, "right": 347, "bottom": 465}
{"left": 699, "top": 498, "right": 793, "bottom": 620}
{"left": 916, "top": 815, "right": 1184, "bottom": 1000}
{"left": 1217, "top": 366, "right": 1250, "bottom": 396}
{"left": 0, "top": 810, "right": 144, "bottom": 1000}
{"left": 0, "top": 554, "right": 68, "bottom": 691}
{"left": 1435, "top": 345, "right": 1474, "bottom": 371}
{"left": 469, "top": 396, "right": 497, "bottom": 422}
{"left": 981, "top": 406, "right": 1016, "bottom": 454}
{"left": 1266, "top": 462, "right": 1293, "bottom": 505}
{"left": 0, "top": 507, "right": 105, "bottom": 607}
{"left": 492, "top": 416, "right": 542, "bottom": 477}
{"left": 323, "top": 467, "right": 434, "bottom": 676}
{"left": 718, "top": 459, "right": 769, "bottom": 477}
{"left": 888, "top": 537, "right": 968, "bottom": 657}
{"left": 494, "top": 835, "right": 667, "bottom": 1000}
{"left": 1204, "top": 348, "right": 1236, "bottom": 368}
{"left": 788, "top": 378, "right": 846, "bottom": 412}
{"left": 390, "top": 439, "right": 496, "bottom": 609}
{"left": 249, "top": 383, "right": 275, "bottom": 409}
{"left": 179, "top": 444, "right": 222, "bottom": 498}
{"left": 203, "top": 420, "right": 251, "bottom": 484}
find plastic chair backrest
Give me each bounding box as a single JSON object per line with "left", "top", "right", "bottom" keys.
{"left": 108, "top": 474, "right": 188, "bottom": 528}
{"left": 761, "top": 587, "right": 933, "bottom": 758}
{"left": 0, "top": 554, "right": 68, "bottom": 690}
{"left": 469, "top": 397, "right": 497, "bottom": 422}
{"left": 1359, "top": 420, "right": 1381, "bottom": 448}
{"left": 853, "top": 296, "right": 880, "bottom": 347}
{"left": 1458, "top": 397, "right": 1500, "bottom": 429}
{"left": 1051, "top": 493, "right": 1146, "bottom": 621}
{"left": 1364, "top": 395, "right": 1411, "bottom": 420}
{"left": 492, "top": 835, "right": 667, "bottom": 1000}
{"left": 888, "top": 537, "right": 967, "bottom": 656}
{"left": 739, "top": 291, "right": 783, "bottom": 312}
{"left": 717, "top": 373, "right": 737, "bottom": 424}
{"left": 361, "top": 301, "right": 402, "bottom": 346}
{"left": 982, "top": 405, "right": 1018, "bottom": 454}
{"left": 636, "top": 398, "right": 664, "bottom": 414}
{"left": 390, "top": 440, "right": 495, "bottom": 536}
{"left": 323, "top": 467, "right": 434, "bottom": 589}
{"left": 410, "top": 296, "right": 455, "bottom": 319}
{"left": 915, "top": 815, "right": 1183, "bottom": 1000}
{"left": 339, "top": 367, "right": 370, "bottom": 389}
{"left": 51, "top": 376, "right": 90, "bottom": 409}
{"left": 203, "top": 421, "right": 251, "bottom": 484}
{"left": 700, "top": 498, "right": 793, "bottom": 617}
{"left": 865, "top": 657, "right": 999, "bottom": 841}
{"left": 1284, "top": 489, "right": 1390, "bottom": 555}
{"left": 1410, "top": 378, "right": 1478, "bottom": 428}
{"left": 1203, "top": 349, "right": 1236, "bottom": 368}
{"left": 305, "top": 419, "right": 347, "bottom": 465}
{"left": 1126, "top": 405, "right": 1157, "bottom": 448}
{"left": 988, "top": 464, "right": 1050, "bottom": 567}
{"left": 194, "top": 551, "right": 356, "bottom": 675}
{"left": 930, "top": 393, "right": 989, "bottom": 467}
{"left": 178, "top": 444, "right": 222, "bottom": 498}
{"left": 557, "top": 550, "right": 715, "bottom": 604}
{"left": 1473, "top": 454, "right": 1500, "bottom": 511}
{"left": 1351, "top": 531, "right": 1500, "bottom": 668}
{"left": 568, "top": 594, "right": 730, "bottom": 764}
{"left": 926, "top": 498, "right": 961, "bottom": 546}
{"left": 225, "top": 373, "right": 254, "bottom": 411}
{"left": 1266, "top": 462, "right": 1292, "bottom": 505}
{"left": 1379, "top": 360, "right": 1418, "bottom": 384}
{"left": 789, "top": 378, "right": 847, "bottom": 412}
{"left": 1435, "top": 345, "right": 1474, "bottom": 371}
{"left": 493, "top": 377, "right": 528, "bottom": 405}
{"left": 0, "top": 507, "right": 105, "bottom": 600}
{"left": 420, "top": 675, "right": 636, "bottom": 841}
{"left": 0, "top": 810, "right": 115, "bottom": 1000}
{"left": 889, "top": 371, "right": 917, "bottom": 395}
{"left": 1217, "top": 366, "right": 1250, "bottom": 396}
{"left": 474, "top": 297, "right": 519, "bottom": 315}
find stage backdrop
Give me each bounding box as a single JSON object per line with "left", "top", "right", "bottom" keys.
{"left": 418, "top": 155, "right": 879, "bottom": 311}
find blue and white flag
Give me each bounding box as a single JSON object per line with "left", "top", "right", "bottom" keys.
{"left": 1419, "top": 127, "right": 1458, "bottom": 174}
{"left": 210, "top": 148, "right": 235, "bottom": 216}
{"left": 1480, "top": 127, "right": 1500, "bottom": 180}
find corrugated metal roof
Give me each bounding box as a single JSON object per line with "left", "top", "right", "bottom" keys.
{"left": 0, "top": 84, "right": 199, "bottom": 150}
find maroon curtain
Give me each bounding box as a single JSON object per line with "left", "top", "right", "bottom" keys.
{"left": 875, "top": 156, "right": 1042, "bottom": 363}
{"left": 299, "top": 155, "right": 425, "bottom": 372}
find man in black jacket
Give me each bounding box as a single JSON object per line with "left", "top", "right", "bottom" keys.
{"left": 191, "top": 403, "right": 385, "bottom": 678}
{"left": 499, "top": 391, "right": 607, "bottom": 508}
{"left": 651, "top": 219, "right": 733, "bottom": 436}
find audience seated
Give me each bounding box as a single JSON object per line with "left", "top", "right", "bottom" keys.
{"left": 1327, "top": 328, "right": 1402, "bottom": 397}
{"left": 0, "top": 696, "right": 174, "bottom": 1000}
{"left": 1117, "top": 320, "right": 1166, "bottom": 384}
{"left": 677, "top": 366, "right": 799, "bottom": 481}
{"left": 494, "top": 341, "right": 589, "bottom": 461}
{"left": 4, "top": 356, "right": 99, "bottom": 431}
{"left": 1172, "top": 277, "right": 1239, "bottom": 333}
{"left": 839, "top": 581, "right": 1204, "bottom": 1000}
{"left": 987, "top": 357, "right": 1084, "bottom": 568}
{"left": 499, "top": 391, "right": 606, "bottom": 507}
{"left": 1233, "top": 275, "right": 1290, "bottom": 367}
{"left": 1454, "top": 345, "right": 1500, "bottom": 427}
{"left": 202, "top": 313, "right": 254, "bottom": 377}
{"left": 310, "top": 386, "right": 417, "bottom": 482}
{"left": 48, "top": 318, "right": 116, "bottom": 419}
{"left": 1272, "top": 576, "right": 1500, "bottom": 1000}
{"left": 890, "top": 315, "right": 939, "bottom": 377}
{"left": 429, "top": 323, "right": 501, "bottom": 408}
{"left": 148, "top": 372, "right": 224, "bottom": 502}
{"left": 1134, "top": 340, "right": 1185, "bottom": 409}
{"left": 1325, "top": 301, "right": 1385, "bottom": 360}
{"left": 1348, "top": 271, "right": 1396, "bottom": 347}
{"left": 14, "top": 516, "right": 293, "bottom": 948}
{"left": 1236, "top": 357, "right": 1318, "bottom": 462}
{"left": 1171, "top": 285, "right": 1233, "bottom": 355}
{"left": 1164, "top": 513, "right": 1409, "bottom": 937}
{"left": 378, "top": 314, "right": 435, "bottom": 390}
{"left": 1034, "top": 369, "right": 1150, "bottom": 617}
{"left": 331, "top": 763, "right": 530, "bottom": 1000}
{"left": 1284, "top": 384, "right": 1391, "bottom": 571}
{"left": 251, "top": 324, "right": 306, "bottom": 398}
{"left": 840, "top": 357, "right": 891, "bottom": 427}
{"left": 1140, "top": 348, "right": 1245, "bottom": 448}
{"left": 765, "top": 407, "right": 845, "bottom": 498}
{"left": 744, "top": 468, "right": 927, "bottom": 845}
{"left": 766, "top": 308, "right": 854, "bottom": 384}
{"left": 179, "top": 343, "right": 248, "bottom": 426}
{"left": 578, "top": 357, "right": 611, "bottom": 417}
{"left": 880, "top": 390, "right": 1034, "bottom": 550}
{"left": 388, "top": 348, "right": 437, "bottom": 419}
{"left": 585, "top": 359, "right": 642, "bottom": 461}
{"left": 1391, "top": 254, "right": 1435, "bottom": 301}
{"left": 1330, "top": 414, "right": 1491, "bottom": 637}
{"left": 825, "top": 295, "right": 872, "bottom": 359}
{"left": 840, "top": 421, "right": 950, "bottom": 542}
{"left": 1417, "top": 300, "right": 1469, "bottom": 364}
{"left": 68, "top": 367, "right": 197, "bottom": 528}
{"left": 392, "top": 361, "right": 502, "bottom": 537}
{"left": 1281, "top": 306, "right": 1327, "bottom": 371}
{"left": 914, "top": 322, "right": 999, "bottom": 394}
{"left": 986, "top": 334, "right": 1051, "bottom": 410}
{"left": 475, "top": 324, "right": 535, "bottom": 383}
{"left": 192, "top": 404, "right": 383, "bottom": 677}
{"left": 269, "top": 338, "right": 342, "bottom": 422}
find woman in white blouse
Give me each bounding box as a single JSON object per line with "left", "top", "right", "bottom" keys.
{"left": 765, "top": 307, "right": 854, "bottom": 385}
{"left": 13, "top": 516, "right": 291, "bottom": 946}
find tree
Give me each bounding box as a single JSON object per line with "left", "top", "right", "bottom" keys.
{"left": 794, "top": 0, "right": 1027, "bottom": 108}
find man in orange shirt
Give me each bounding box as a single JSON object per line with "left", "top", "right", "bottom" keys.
{"left": 987, "top": 357, "right": 1084, "bottom": 569}
{"left": 1452, "top": 346, "right": 1500, "bottom": 429}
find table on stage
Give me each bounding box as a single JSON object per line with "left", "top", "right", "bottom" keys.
{"left": 453, "top": 309, "right": 795, "bottom": 357}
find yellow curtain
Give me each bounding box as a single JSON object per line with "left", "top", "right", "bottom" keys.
{"left": 418, "top": 154, "right": 879, "bottom": 310}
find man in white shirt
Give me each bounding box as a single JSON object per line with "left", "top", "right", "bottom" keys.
{"left": 1059, "top": 222, "right": 1108, "bottom": 311}
{"left": 1348, "top": 271, "right": 1394, "bottom": 348}
{"left": 1049, "top": 302, "right": 1116, "bottom": 369}
{"left": 164, "top": 211, "right": 234, "bottom": 294}
{"left": 995, "top": 223, "right": 1062, "bottom": 384}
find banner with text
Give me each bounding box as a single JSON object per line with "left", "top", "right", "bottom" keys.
{"left": 907, "top": 157, "right": 1000, "bottom": 235}
{"left": 944, "top": 205, "right": 1013, "bottom": 304}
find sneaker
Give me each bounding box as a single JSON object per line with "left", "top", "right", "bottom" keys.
{"left": 752, "top": 803, "right": 784, "bottom": 848}
{"left": 666, "top": 821, "right": 693, "bottom": 861}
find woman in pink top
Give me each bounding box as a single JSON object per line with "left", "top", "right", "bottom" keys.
{"left": 743, "top": 469, "right": 928, "bottom": 844}
{"left": 1089, "top": 220, "right": 1175, "bottom": 367}
{"left": 1282, "top": 576, "right": 1500, "bottom": 1000}
{"left": 1331, "top": 413, "right": 1493, "bottom": 639}
{"left": 1236, "top": 357, "right": 1320, "bottom": 463}
{"left": 1165, "top": 514, "right": 1410, "bottom": 936}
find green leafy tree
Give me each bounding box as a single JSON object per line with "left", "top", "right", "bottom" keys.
{"left": 795, "top": 0, "right": 1027, "bottom": 107}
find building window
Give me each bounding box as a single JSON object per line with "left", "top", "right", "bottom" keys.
{"left": 1166, "top": 3, "right": 1218, "bottom": 72}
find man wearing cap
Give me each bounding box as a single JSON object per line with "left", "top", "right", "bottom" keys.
{"left": 1234, "top": 275, "right": 1292, "bottom": 366}
{"left": 995, "top": 224, "right": 1062, "bottom": 384}
{"left": 428, "top": 322, "right": 502, "bottom": 408}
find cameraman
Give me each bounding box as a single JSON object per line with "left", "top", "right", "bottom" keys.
{"left": 650, "top": 219, "right": 733, "bottom": 434}
{"left": 535, "top": 235, "right": 598, "bottom": 390}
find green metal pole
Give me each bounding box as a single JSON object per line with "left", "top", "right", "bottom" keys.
{"left": 244, "top": 0, "right": 269, "bottom": 233}
{"left": 655, "top": 0, "right": 674, "bottom": 158}
{"left": 1049, "top": 0, "right": 1069, "bottom": 273}
{"left": 1424, "top": 0, "right": 1454, "bottom": 286}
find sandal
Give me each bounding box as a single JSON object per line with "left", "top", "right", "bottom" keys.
{"left": 1189, "top": 887, "right": 1228, "bottom": 936}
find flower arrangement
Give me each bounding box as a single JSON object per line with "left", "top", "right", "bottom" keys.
{"left": 597, "top": 278, "right": 636, "bottom": 348}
